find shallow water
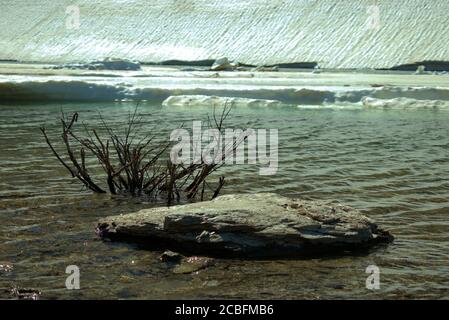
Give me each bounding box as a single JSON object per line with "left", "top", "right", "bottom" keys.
{"left": 1, "top": 102, "right": 449, "bottom": 299}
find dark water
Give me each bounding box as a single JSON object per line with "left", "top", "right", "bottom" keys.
{"left": 1, "top": 102, "right": 448, "bottom": 299}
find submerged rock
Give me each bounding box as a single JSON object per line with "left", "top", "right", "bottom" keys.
{"left": 9, "top": 286, "right": 41, "bottom": 300}
{"left": 0, "top": 264, "right": 13, "bottom": 273}
{"left": 159, "top": 250, "right": 183, "bottom": 263}
{"left": 172, "top": 256, "right": 216, "bottom": 274}
{"left": 97, "top": 193, "right": 393, "bottom": 258}
{"left": 159, "top": 251, "right": 216, "bottom": 274}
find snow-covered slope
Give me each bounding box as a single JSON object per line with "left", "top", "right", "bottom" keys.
{"left": 0, "top": 0, "right": 448, "bottom": 69}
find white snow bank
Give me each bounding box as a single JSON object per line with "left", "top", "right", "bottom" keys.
{"left": 162, "top": 95, "right": 288, "bottom": 108}
{"left": 362, "top": 97, "right": 449, "bottom": 109}
{"left": 335, "top": 86, "right": 449, "bottom": 103}
{"left": 3, "top": 75, "right": 449, "bottom": 109}
{"left": 0, "top": 78, "right": 356, "bottom": 103}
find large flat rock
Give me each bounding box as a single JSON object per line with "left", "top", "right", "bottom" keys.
{"left": 96, "top": 193, "right": 393, "bottom": 258}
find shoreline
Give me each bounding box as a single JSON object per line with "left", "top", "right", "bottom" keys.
{"left": 1, "top": 62, "right": 449, "bottom": 107}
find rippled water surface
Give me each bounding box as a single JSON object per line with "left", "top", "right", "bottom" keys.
{"left": 1, "top": 102, "right": 448, "bottom": 299}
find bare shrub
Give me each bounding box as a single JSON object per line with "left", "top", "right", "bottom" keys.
{"left": 40, "top": 104, "right": 247, "bottom": 205}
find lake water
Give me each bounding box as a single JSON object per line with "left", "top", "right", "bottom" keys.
{"left": 1, "top": 102, "right": 448, "bottom": 299}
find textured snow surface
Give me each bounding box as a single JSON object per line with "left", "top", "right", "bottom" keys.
{"left": 1, "top": 0, "right": 448, "bottom": 69}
